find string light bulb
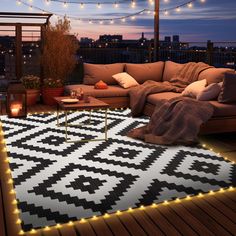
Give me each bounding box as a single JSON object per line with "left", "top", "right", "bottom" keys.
{"left": 131, "top": 0, "right": 136, "bottom": 8}
{"left": 63, "top": 1, "right": 68, "bottom": 8}
{"left": 164, "top": 10, "right": 169, "bottom": 15}
{"left": 149, "top": 0, "right": 154, "bottom": 5}
{"left": 188, "top": 2, "right": 193, "bottom": 8}
{"left": 80, "top": 2, "right": 84, "bottom": 8}
{"left": 114, "top": 2, "right": 119, "bottom": 8}
{"left": 45, "top": 0, "right": 50, "bottom": 5}
{"left": 176, "top": 7, "right": 181, "bottom": 12}
{"left": 16, "top": 0, "right": 21, "bottom": 5}
{"left": 97, "top": 3, "right": 102, "bottom": 8}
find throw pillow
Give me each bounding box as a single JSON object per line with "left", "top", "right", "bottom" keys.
{"left": 125, "top": 61, "right": 164, "bottom": 84}
{"left": 112, "top": 72, "right": 139, "bottom": 88}
{"left": 94, "top": 80, "right": 108, "bottom": 89}
{"left": 83, "top": 63, "right": 124, "bottom": 85}
{"left": 197, "top": 83, "right": 222, "bottom": 101}
{"left": 218, "top": 72, "right": 236, "bottom": 103}
{"left": 182, "top": 79, "right": 207, "bottom": 98}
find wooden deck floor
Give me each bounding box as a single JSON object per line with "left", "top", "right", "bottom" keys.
{"left": 0, "top": 104, "right": 236, "bottom": 236}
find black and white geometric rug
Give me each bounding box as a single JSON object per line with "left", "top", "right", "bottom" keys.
{"left": 1, "top": 109, "right": 236, "bottom": 232}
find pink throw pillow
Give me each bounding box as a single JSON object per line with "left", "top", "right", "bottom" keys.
{"left": 197, "top": 83, "right": 222, "bottom": 101}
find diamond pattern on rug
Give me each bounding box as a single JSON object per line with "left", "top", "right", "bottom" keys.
{"left": 1, "top": 109, "right": 236, "bottom": 232}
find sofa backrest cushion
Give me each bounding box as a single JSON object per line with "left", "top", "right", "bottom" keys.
{"left": 198, "top": 68, "right": 234, "bottom": 85}
{"left": 125, "top": 61, "right": 164, "bottom": 84}
{"left": 218, "top": 72, "right": 236, "bottom": 103}
{"left": 83, "top": 63, "right": 124, "bottom": 85}
{"left": 162, "top": 61, "right": 185, "bottom": 82}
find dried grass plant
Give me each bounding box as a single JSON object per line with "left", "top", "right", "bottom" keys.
{"left": 41, "top": 17, "right": 78, "bottom": 87}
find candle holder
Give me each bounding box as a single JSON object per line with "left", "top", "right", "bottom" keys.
{"left": 7, "top": 83, "right": 27, "bottom": 118}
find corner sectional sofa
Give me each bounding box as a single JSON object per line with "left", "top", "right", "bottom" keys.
{"left": 65, "top": 61, "right": 236, "bottom": 134}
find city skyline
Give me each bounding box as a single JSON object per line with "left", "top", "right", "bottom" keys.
{"left": 0, "top": 0, "right": 236, "bottom": 41}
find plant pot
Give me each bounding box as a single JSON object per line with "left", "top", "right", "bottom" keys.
{"left": 42, "top": 87, "right": 64, "bottom": 106}
{"left": 26, "top": 89, "right": 40, "bottom": 106}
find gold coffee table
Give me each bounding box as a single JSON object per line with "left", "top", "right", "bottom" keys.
{"left": 54, "top": 96, "right": 110, "bottom": 143}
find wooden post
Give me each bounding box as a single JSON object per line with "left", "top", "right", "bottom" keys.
{"left": 154, "top": 0, "right": 160, "bottom": 62}
{"left": 15, "top": 23, "right": 22, "bottom": 80}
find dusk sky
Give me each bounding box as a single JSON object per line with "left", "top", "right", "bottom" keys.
{"left": 1, "top": 0, "right": 236, "bottom": 42}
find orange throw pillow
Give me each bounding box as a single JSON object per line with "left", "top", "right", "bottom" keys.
{"left": 94, "top": 80, "right": 108, "bottom": 89}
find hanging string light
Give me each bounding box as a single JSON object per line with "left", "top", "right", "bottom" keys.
{"left": 17, "top": 0, "right": 206, "bottom": 24}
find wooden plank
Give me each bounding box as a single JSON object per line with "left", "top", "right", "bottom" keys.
{"left": 144, "top": 207, "right": 180, "bottom": 236}
{"left": 0, "top": 182, "right": 6, "bottom": 236}
{"left": 89, "top": 217, "right": 113, "bottom": 236}
{"left": 214, "top": 193, "right": 236, "bottom": 212}
{"left": 25, "top": 229, "right": 42, "bottom": 236}
{"left": 59, "top": 225, "right": 77, "bottom": 236}
{"left": 104, "top": 215, "right": 130, "bottom": 236}
{"left": 168, "top": 201, "right": 215, "bottom": 236}
{"left": 131, "top": 209, "right": 165, "bottom": 236}
{"left": 74, "top": 220, "right": 96, "bottom": 236}
{"left": 118, "top": 212, "right": 146, "bottom": 236}
{"left": 181, "top": 199, "right": 232, "bottom": 236}
{"left": 193, "top": 197, "right": 236, "bottom": 235}
{"left": 157, "top": 205, "right": 198, "bottom": 236}
{"left": 204, "top": 195, "right": 236, "bottom": 223}
{"left": 41, "top": 227, "right": 60, "bottom": 236}
{"left": 222, "top": 191, "right": 236, "bottom": 204}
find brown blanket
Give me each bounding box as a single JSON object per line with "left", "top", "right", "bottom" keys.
{"left": 127, "top": 96, "right": 214, "bottom": 145}
{"left": 129, "top": 62, "right": 212, "bottom": 117}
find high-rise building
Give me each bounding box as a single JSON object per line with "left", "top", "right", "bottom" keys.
{"left": 164, "top": 36, "right": 171, "bottom": 42}
{"left": 173, "top": 35, "right": 180, "bottom": 43}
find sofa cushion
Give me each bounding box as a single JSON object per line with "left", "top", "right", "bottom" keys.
{"left": 162, "top": 61, "right": 185, "bottom": 82}
{"left": 209, "top": 101, "right": 236, "bottom": 117}
{"left": 65, "top": 84, "right": 130, "bottom": 98}
{"left": 147, "top": 92, "right": 182, "bottom": 106}
{"left": 112, "top": 72, "right": 139, "bottom": 88}
{"left": 83, "top": 63, "right": 124, "bottom": 85}
{"left": 125, "top": 61, "right": 164, "bottom": 84}
{"left": 147, "top": 91, "right": 236, "bottom": 117}
{"left": 198, "top": 68, "right": 234, "bottom": 85}
{"left": 218, "top": 72, "right": 236, "bottom": 103}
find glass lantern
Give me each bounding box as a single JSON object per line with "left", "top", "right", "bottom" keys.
{"left": 7, "top": 83, "right": 27, "bottom": 118}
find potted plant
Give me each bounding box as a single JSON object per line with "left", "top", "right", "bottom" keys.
{"left": 41, "top": 78, "right": 64, "bottom": 106}
{"left": 41, "top": 17, "right": 78, "bottom": 105}
{"left": 20, "top": 75, "right": 41, "bottom": 106}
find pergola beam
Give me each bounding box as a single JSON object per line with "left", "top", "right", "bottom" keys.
{"left": 154, "top": 0, "right": 160, "bottom": 61}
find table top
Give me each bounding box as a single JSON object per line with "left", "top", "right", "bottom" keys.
{"left": 54, "top": 96, "right": 110, "bottom": 110}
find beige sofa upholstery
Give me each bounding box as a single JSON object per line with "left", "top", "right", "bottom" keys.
{"left": 65, "top": 61, "right": 236, "bottom": 134}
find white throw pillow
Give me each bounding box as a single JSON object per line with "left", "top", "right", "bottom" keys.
{"left": 197, "top": 83, "right": 222, "bottom": 101}
{"left": 112, "top": 72, "right": 139, "bottom": 89}
{"left": 182, "top": 79, "right": 207, "bottom": 98}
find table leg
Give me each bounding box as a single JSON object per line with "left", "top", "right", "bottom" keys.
{"left": 65, "top": 110, "right": 68, "bottom": 142}
{"left": 56, "top": 104, "right": 59, "bottom": 126}
{"left": 104, "top": 108, "right": 108, "bottom": 140}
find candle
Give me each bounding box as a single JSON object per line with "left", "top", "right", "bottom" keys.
{"left": 11, "top": 104, "right": 22, "bottom": 116}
